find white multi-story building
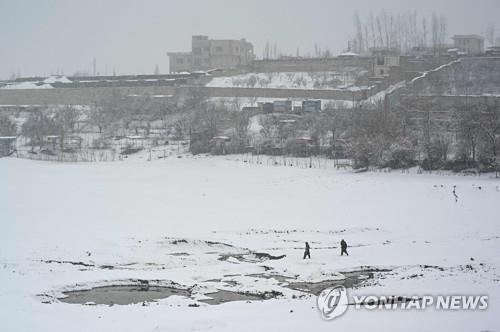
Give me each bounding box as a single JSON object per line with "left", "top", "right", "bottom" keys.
{"left": 452, "top": 35, "right": 485, "bottom": 55}
{"left": 168, "top": 35, "right": 254, "bottom": 73}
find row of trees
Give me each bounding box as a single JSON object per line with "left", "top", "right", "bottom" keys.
{"left": 5, "top": 83, "right": 498, "bottom": 172}
{"left": 167, "top": 88, "right": 499, "bottom": 172}
{"left": 89, "top": 92, "right": 172, "bottom": 135}
{"left": 347, "top": 99, "right": 500, "bottom": 171}
{"left": 20, "top": 107, "right": 81, "bottom": 150}
{"left": 352, "top": 10, "right": 448, "bottom": 54}
{"left": 247, "top": 98, "right": 499, "bottom": 172}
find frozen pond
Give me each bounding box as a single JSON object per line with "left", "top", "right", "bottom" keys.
{"left": 59, "top": 285, "right": 190, "bottom": 306}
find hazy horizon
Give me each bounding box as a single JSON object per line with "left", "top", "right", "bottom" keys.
{"left": 1, "top": 0, "right": 499, "bottom": 79}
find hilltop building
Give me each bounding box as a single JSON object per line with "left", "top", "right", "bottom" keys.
{"left": 452, "top": 35, "right": 485, "bottom": 55}
{"left": 168, "top": 35, "right": 255, "bottom": 73}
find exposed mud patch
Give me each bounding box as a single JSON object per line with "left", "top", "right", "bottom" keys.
{"left": 247, "top": 273, "right": 294, "bottom": 283}
{"left": 285, "top": 268, "right": 390, "bottom": 296}
{"left": 199, "top": 290, "right": 283, "bottom": 305}
{"left": 52, "top": 267, "right": 392, "bottom": 307}
{"left": 169, "top": 252, "right": 190, "bottom": 256}
{"left": 59, "top": 285, "right": 190, "bottom": 306}
{"left": 218, "top": 252, "right": 286, "bottom": 263}
{"left": 42, "top": 260, "right": 94, "bottom": 267}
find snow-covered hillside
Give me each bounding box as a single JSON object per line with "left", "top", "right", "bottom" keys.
{"left": 207, "top": 71, "right": 363, "bottom": 90}
{"left": 1, "top": 156, "right": 499, "bottom": 331}
{"left": 1, "top": 76, "right": 71, "bottom": 90}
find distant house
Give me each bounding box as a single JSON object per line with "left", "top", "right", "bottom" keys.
{"left": 42, "top": 135, "right": 82, "bottom": 151}
{"left": 295, "top": 136, "right": 313, "bottom": 145}
{"left": 302, "top": 100, "right": 321, "bottom": 112}
{"left": 452, "top": 35, "right": 485, "bottom": 55}
{"left": 371, "top": 49, "right": 400, "bottom": 77}
{"left": 273, "top": 100, "right": 292, "bottom": 113}
{"left": 211, "top": 136, "right": 231, "bottom": 144}
{"left": 0, "top": 136, "right": 16, "bottom": 157}
{"left": 485, "top": 46, "right": 500, "bottom": 57}
{"left": 338, "top": 51, "right": 360, "bottom": 59}
{"left": 241, "top": 106, "right": 261, "bottom": 112}
{"left": 43, "top": 136, "right": 60, "bottom": 150}
{"left": 210, "top": 136, "right": 231, "bottom": 154}
{"left": 125, "top": 135, "right": 146, "bottom": 148}
{"left": 261, "top": 102, "right": 274, "bottom": 114}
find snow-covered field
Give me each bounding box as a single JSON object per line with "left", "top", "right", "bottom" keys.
{"left": 206, "top": 72, "right": 363, "bottom": 90}
{"left": 1, "top": 155, "right": 499, "bottom": 331}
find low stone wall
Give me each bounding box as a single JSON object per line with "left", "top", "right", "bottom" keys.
{"left": 0, "top": 85, "right": 373, "bottom": 106}
{"left": 250, "top": 57, "right": 375, "bottom": 73}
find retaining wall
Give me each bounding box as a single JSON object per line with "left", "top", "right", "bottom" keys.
{"left": 0, "top": 85, "right": 373, "bottom": 106}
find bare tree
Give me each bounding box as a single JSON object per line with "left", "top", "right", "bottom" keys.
{"left": 354, "top": 11, "right": 365, "bottom": 54}
{"left": 431, "top": 12, "right": 439, "bottom": 52}
{"left": 477, "top": 101, "right": 500, "bottom": 158}
{"left": 21, "top": 111, "right": 62, "bottom": 150}
{"left": 421, "top": 17, "right": 428, "bottom": 48}
{"left": 55, "top": 106, "right": 81, "bottom": 134}
{"left": 354, "top": 10, "right": 444, "bottom": 53}
{"left": 259, "top": 115, "right": 277, "bottom": 139}
{"left": 455, "top": 101, "right": 482, "bottom": 162}
{"left": 486, "top": 24, "right": 495, "bottom": 46}
{"left": 0, "top": 115, "right": 17, "bottom": 136}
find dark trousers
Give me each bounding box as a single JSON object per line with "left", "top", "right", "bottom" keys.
{"left": 303, "top": 251, "right": 310, "bottom": 259}
{"left": 341, "top": 248, "right": 348, "bottom": 256}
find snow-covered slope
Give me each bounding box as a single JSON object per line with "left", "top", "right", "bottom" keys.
{"left": 207, "top": 72, "right": 361, "bottom": 90}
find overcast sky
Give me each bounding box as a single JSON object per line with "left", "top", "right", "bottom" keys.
{"left": 0, "top": 0, "right": 499, "bottom": 79}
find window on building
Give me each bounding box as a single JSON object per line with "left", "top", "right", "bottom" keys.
{"left": 177, "top": 58, "right": 184, "bottom": 64}
{"left": 216, "top": 46, "right": 223, "bottom": 52}
{"left": 193, "top": 47, "right": 201, "bottom": 55}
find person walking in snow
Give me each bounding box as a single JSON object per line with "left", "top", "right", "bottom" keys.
{"left": 303, "top": 242, "right": 311, "bottom": 259}
{"left": 340, "top": 239, "right": 348, "bottom": 256}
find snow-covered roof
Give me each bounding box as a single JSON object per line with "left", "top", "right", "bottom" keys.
{"left": 339, "top": 51, "right": 360, "bottom": 57}
{"left": 1, "top": 82, "right": 53, "bottom": 90}
{"left": 43, "top": 76, "right": 72, "bottom": 84}
{"left": 152, "top": 94, "right": 174, "bottom": 98}
{"left": 213, "top": 136, "right": 230, "bottom": 140}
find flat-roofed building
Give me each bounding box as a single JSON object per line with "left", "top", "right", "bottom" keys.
{"left": 168, "top": 35, "right": 255, "bottom": 73}
{"left": 452, "top": 35, "right": 485, "bottom": 55}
